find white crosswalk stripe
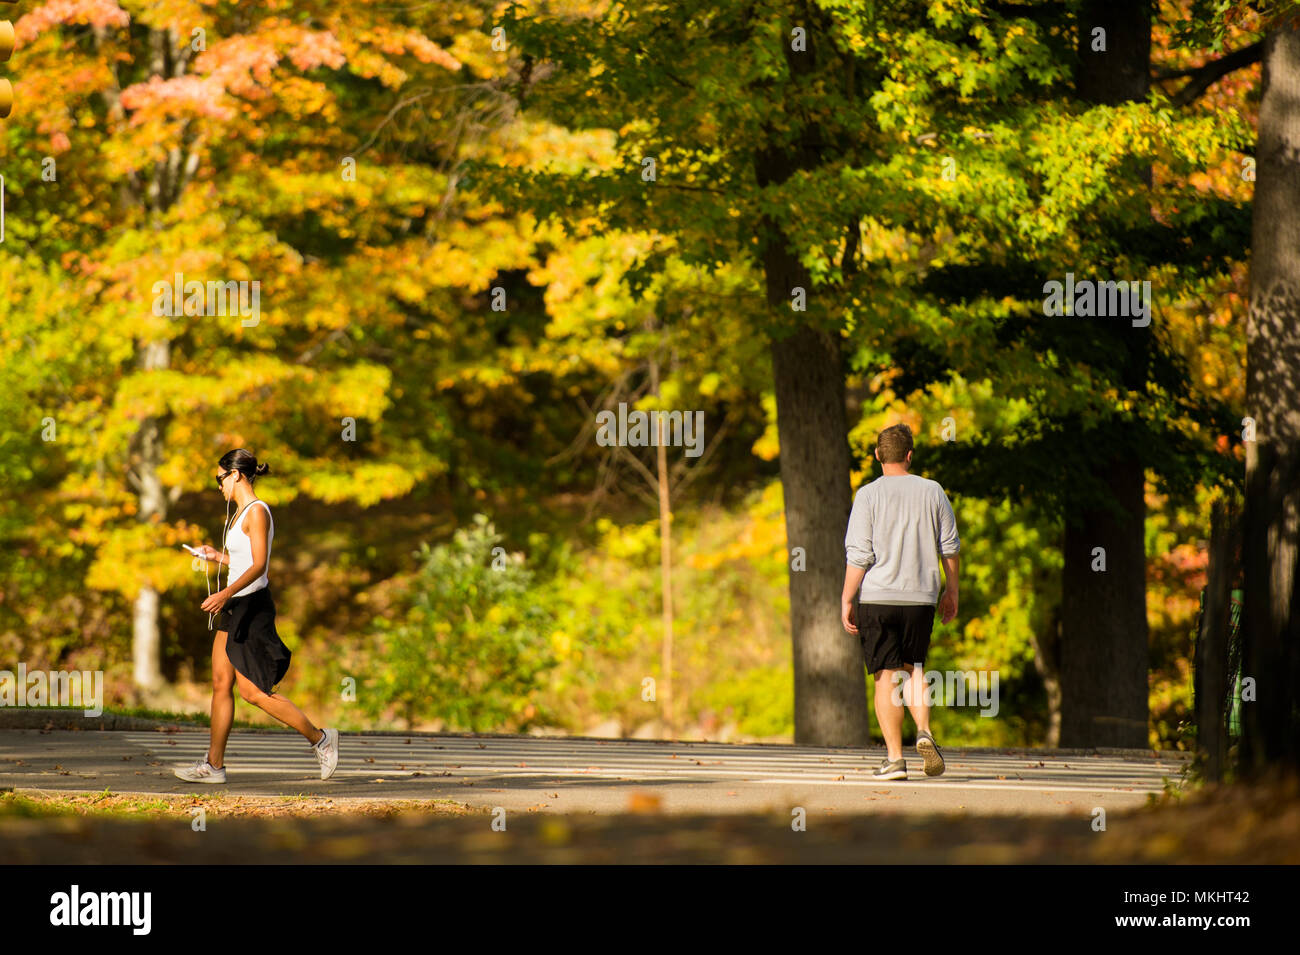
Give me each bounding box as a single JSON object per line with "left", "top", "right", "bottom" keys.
{"left": 127, "top": 732, "right": 1188, "bottom": 793}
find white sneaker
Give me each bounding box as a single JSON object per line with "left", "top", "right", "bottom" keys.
{"left": 174, "top": 758, "right": 226, "bottom": 784}
{"left": 313, "top": 727, "right": 339, "bottom": 780}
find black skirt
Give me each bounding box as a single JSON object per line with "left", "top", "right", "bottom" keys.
{"left": 217, "top": 585, "right": 292, "bottom": 696}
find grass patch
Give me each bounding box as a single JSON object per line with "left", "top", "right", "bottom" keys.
{"left": 19, "top": 705, "right": 269, "bottom": 731}
{"left": 0, "top": 788, "right": 476, "bottom": 820}
{"left": 0, "top": 789, "right": 193, "bottom": 818}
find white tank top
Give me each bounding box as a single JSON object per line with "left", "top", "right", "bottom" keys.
{"left": 224, "top": 500, "right": 273, "bottom": 596}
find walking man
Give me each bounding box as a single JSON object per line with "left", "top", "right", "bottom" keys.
{"left": 842, "top": 423, "right": 960, "bottom": 780}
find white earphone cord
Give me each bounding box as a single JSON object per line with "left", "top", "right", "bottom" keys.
{"left": 207, "top": 495, "right": 232, "bottom": 631}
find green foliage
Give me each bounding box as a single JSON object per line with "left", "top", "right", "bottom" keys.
{"left": 700, "top": 665, "right": 794, "bottom": 738}
{"left": 358, "top": 514, "right": 560, "bottom": 732}
{"left": 1, "top": 0, "right": 1258, "bottom": 753}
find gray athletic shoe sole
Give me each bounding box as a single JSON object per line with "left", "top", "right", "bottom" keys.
{"left": 916, "top": 733, "right": 945, "bottom": 776}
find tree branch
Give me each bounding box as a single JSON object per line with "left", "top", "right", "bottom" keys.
{"left": 356, "top": 88, "right": 435, "bottom": 155}
{"left": 614, "top": 439, "right": 661, "bottom": 494}
{"left": 653, "top": 182, "right": 727, "bottom": 195}
{"left": 1165, "top": 41, "right": 1263, "bottom": 108}
{"left": 295, "top": 327, "right": 348, "bottom": 365}
{"left": 635, "top": 46, "right": 692, "bottom": 89}
{"left": 840, "top": 216, "right": 860, "bottom": 278}
{"left": 668, "top": 417, "right": 731, "bottom": 496}
{"left": 544, "top": 369, "right": 637, "bottom": 466}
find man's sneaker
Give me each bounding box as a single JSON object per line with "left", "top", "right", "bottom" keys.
{"left": 313, "top": 727, "right": 339, "bottom": 780}
{"left": 174, "top": 758, "right": 226, "bottom": 784}
{"left": 872, "top": 757, "right": 907, "bottom": 780}
{"left": 916, "top": 730, "right": 946, "bottom": 777}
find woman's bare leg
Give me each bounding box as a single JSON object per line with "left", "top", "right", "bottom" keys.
{"left": 233, "top": 669, "right": 322, "bottom": 744}
{"left": 209, "top": 631, "right": 235, "bottom": 769}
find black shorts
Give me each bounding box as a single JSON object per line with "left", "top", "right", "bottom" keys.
{"left": 216, "top": 586, "right": 292, "bottom": 696}
{"left": 857, "top": 602, "right": 936, "bottom": 674}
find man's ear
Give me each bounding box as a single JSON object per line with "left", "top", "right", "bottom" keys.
{"left": 874, "top": 448, "right": 881, "bottom": 461}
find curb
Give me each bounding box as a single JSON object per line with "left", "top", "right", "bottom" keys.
{"left": 0, "top": 709, "right": 198, "bottom": 732}
{"left": 0, "top": 709, "right": 1193, "bottom": 761}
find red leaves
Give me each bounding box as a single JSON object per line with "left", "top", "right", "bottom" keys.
{"left": 14, "top": 0, "right": 130, "bottom": 47}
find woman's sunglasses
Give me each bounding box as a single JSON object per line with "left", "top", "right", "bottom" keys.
{"left": 215, "top": 470, "right": 233, "bottom": 489}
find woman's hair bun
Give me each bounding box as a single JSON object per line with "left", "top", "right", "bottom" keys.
{"left": 255, "top": 462, "right": 271, "bottom": 476}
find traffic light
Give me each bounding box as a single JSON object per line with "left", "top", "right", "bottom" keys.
{"left": 0, "top": 1, "right": 15, "bottom": 119}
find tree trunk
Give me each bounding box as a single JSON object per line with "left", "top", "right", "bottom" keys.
{"left": 648, "top": 347, "right": 675, "bottom": 734}
{"left": 1242, "top": 13, "right": 1300, "bottom": 775}
{"left": 1030, "top": 601, "right": 1063, "bottom": 747}
{"left": 131, "top": 586, "right": 163, "bottom": 692}
{"left": 125, "top": 26, "right": 192, "bottom": 693}
{"left": 1059, "top": 453, "right": 1150, "bottom": 747}
{"left": 751, "top": 10, "right": 866, "bottom": 747}
{"left": 1196, "top": 500, "right": 1240, "bottom": 781}
{"left": 1075, "top": 0, "right": 1152, "bottom": 106}
{"left": 1058, "top": 0, "right": 1152, "bottom": 749}
{"left": 767, "top": 322, "right": 863, "bottom": 746}
{"left": 130, "top": 338, "right": 171, "bottom": 692}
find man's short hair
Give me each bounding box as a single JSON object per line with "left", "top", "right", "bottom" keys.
{"left": 876, "top": 423, "right": 913, "bottom": 464}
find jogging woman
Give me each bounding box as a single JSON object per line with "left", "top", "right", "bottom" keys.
{"left": 174, "top": 448, "right": 339, "bottom": 783}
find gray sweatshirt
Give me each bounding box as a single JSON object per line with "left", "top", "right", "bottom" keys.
{"left": 845, "top": 473, "right": 960, "bottom": 605}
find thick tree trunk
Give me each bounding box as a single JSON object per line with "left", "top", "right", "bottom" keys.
{"left": 1076, "top": 0, "right": 1152, "bottom": 105}
{"left": 1242, "top": 15, "right": 1300, "bottom": 774}
{"left": 1059, "top": 454, "right": 1150, "bottom": 747}
{"left": 749, "top": 8, "right": 866, "bottom": 746}
{"left": 1058, "top": 0, "right": 1152, "bottom": 749}
{"left": 768, "top": 322, "right": 863, "bottom": 746}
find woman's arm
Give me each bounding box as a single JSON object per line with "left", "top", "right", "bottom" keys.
{"left": 195, "top": 545, "right": 229, "bottom": 565}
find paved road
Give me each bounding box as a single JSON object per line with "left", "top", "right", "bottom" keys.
{"left": 0, "top": 727, "right": 1190, "bottom": 816}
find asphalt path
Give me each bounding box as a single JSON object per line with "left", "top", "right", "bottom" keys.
{"left": 0, "top": 727, "right": 1190, "bottom": 817}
